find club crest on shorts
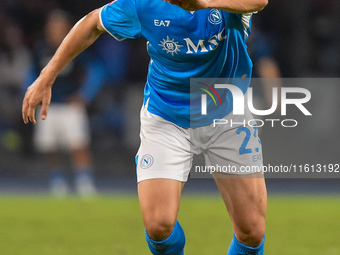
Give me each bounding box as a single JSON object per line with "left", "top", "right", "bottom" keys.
{"left": 140, "top": 154, "right": 154, "bottom": 169}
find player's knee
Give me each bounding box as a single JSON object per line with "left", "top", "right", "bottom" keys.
{"left": 236, "top": 226, "right": 265, "bottom": 247}
{"left": 145, "top": 218, "right": 176, "bottom": 241}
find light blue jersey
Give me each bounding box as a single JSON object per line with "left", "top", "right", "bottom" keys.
{"left": 100, "top": 0, "right": 253, "bottom": 127}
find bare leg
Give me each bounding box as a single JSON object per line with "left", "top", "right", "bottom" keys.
{"left": 138, "top": 178, "right": 184, "bottom": 240}
{"left": 71, "top": 147, "right": 92, "bottom": 168}
{"left": 213, "top": 173, "right": 267, "bottom": 247}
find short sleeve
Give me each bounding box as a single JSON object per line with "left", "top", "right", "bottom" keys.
{"left": 236, "top": 12, "right": 253, "bottom": 38}
{"left": 100, "top": 0, "right": 142, "bottom": 40}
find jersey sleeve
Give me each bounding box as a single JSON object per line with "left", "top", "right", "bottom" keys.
{"left": 236, "top": 12, "right": 253, "bottom": 38}
{"left": 100, "top": 0, "right": 142, "bottom": 40}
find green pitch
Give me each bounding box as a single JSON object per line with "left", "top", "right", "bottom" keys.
{"left": 0, "top": 195, "right": 339, "bottom": 255}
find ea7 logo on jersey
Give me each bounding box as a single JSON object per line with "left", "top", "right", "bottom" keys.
{"left": 154, "top": 19, "right": 171, "bottom": 27}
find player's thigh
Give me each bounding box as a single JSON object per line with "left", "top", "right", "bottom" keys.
{"left": 202, "top": 111, "right": 266, "bottom": 243}
{"left": 214, "top": 173, "right": 267, "bottom": 244}
{"left": 136, "top": 105, "right": 191, "bottom": 239}
{"left": 138, "top": 179, "right": 184, "bottom": 236}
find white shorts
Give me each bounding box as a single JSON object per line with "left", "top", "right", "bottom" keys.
{"left": 34, "top": 103, "right": 90, "bottom": 152}
{"left": 136, "top": 103, "right": 263, "bottom": 183}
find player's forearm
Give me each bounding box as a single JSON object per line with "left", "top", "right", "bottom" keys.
{"left": 206, "top": 0, "right": 268, "bottom": 13}
{"left": 40, "top": 9, "right": 105, "bottom": 84}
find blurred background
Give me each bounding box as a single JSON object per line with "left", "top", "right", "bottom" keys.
{"left": 0, "top": 0, "right": 340, "bottom": 195}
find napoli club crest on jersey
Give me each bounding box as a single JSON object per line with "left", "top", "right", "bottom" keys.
{"left": 208, "top": 9, "right": 222, "bottom": 25}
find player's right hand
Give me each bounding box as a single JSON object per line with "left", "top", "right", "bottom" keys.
{"left": 22, "top": 77, "right": 53, "bottom": 125}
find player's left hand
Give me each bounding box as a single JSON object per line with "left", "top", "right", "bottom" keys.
{"left": 164, "top": 0, "right": 209, "bottom": 11}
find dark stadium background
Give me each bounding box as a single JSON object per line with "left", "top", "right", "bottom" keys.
{"left": 0, "top": 0, "right": 340, "bottom": 194}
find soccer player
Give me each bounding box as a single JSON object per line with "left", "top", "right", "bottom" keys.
{"left": 22, "top": 0, "right": 268, "bottom": 254}
{"left": 24, "top": 10, "right": 105, "bottom": 196}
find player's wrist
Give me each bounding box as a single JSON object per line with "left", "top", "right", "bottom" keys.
{"left": 39, "top": 68, "right": 57, "bottom": 87}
